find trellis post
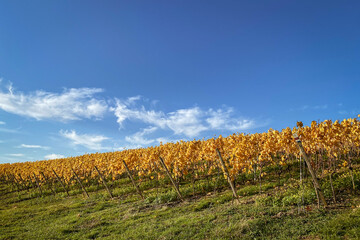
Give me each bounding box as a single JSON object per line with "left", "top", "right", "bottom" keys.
{"left": 216, "top": 149, "right": 239, "bottom": 202}
{"left": 293, "top": 133, "right": 327, "bottom": 208}
{"left": 94, "top": 166, "right": 113, "bottom": 199}
{"left": 52, "top": 169, "right": 70, "bottom": 197}
{"left": 123, "top": 161, "right": 144, "bottom": 200}
{"left": 71, "top": 168, "right": 89, "bottom": 198}
{"left": 159, "top": 156, "right": 183, "bottom": 201}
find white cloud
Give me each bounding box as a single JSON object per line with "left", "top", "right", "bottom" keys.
{"left": 291, "top": 104, "right": 328, "bottom": 111}
{"left": 166, "top": 108, "right": 207, "bottom": 136}
{"left": 1, "top": 155, "right": 35, "bottom": 163}
{"left": 313, "top": 104, "right": 328, "bottom": 110}
{"left": 0, "top": 83, "right": 108, "bottom": 121}
{"left": 112, "top": 97, "right": 257, "bottom": 138}
{"left": 125, "top": 127, "right": 158, "bottom": 145}
{"left": 17, "top": 144, "right": 49, "bottom": 150}
{"left": 60, "top": 130, "right": 110, "bottom": 151}
{"left": 125, "top": 127, "right": 184, "bottom": 147}
{"left": 0, "top": 120, "right": 19, "bottom": 133}
{"left": 44, "top": 154, "right": 65, "bottom": 160}
{"left": 206, "top": 108, "right": 255, "bottom": 131}
{"left": 0, "top": 127, "right": 19, "bottom": 133}
{"left": 339, "top": 110, "right": 348, "bottom": 115}
{"left": 6, "top": 153, "right": 24, "bottom": 157}
{"left": 338, "top": 109, "right": 360, "bottom": 116}
{"left": 111, "top": 98, "right": 165, "bottom": 128}
{"left": 127, "top": 95, "right": 142, "bottom": 104}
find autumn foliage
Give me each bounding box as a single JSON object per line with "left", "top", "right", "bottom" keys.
{"left": 1, "top": 116, "right": 359, "bottom": 188}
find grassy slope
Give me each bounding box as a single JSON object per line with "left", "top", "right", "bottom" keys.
{"left": 1, "top": 164, "right": 360, "bottom": 240}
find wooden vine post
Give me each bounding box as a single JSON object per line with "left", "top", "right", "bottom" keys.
{"left": 8, "top": 173, "right": 21, "bottom": 192}
{"left": 28, "top": 175, "right": 37, "bottom": 189}
{"left": 17, "top": 174, "right": 27, "bottom": 191}
{"left": 4, "top": 173, "right": 14, "bottom": 191}
{"left": 347, "top": 155, "right": 356, "bottom": 191}
{"left": 159, "top": 156, "right": 183, "bottom": 201}
{"left": 71, "top": 168, "right": 89, "bottom": 198}
{"left": 293, "top": 133, "right": 327, "bottom": 208}
{"left": 52, "top": 169, "right": 70, "bottom": 197}
{"left": 40, "top": 172, "right": 56, "bottom": 195}
{"left": 94, "top": 166, "right": 113, "bottom": 199}
{"left": 10, "top": 174, "right": 20, "bottom": 191}
{"left": 33, "top": 173, "right": 43, "bottom": 196}
{"left": 216, "top": 149, "right": 239, "bottom": 202}
{"left": 122, "top": 160, "right": 144, "bottom": 200}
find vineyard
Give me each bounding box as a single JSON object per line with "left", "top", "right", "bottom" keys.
{"left": 1, "top": 117, "right": 360, "bottom": 239}
{"left": 1, "top": 116, "right": 360, "bottom": 207}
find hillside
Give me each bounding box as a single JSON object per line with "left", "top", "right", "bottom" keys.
{"left": 1, "top": 1, "right": 360, "bottom": 239}
{"left": 1, "top": 117, "right": 360, "bottom": 239}
{"left": 1, "top": 158, "right": 360, "bottom": 240}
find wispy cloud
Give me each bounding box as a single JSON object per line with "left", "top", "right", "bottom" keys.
{"left": 60, "top": 130, "right": 110, "bottom": 151}
{"left": 0, "top": 82, "right": 261, "bottom": 152}
{"left": 300, "top": 105, "right": 328, "bottom": 111}
{"left": 0, "top": 127, "right": 19, "bottom": 133}
{"left": 206, "top": 108, "right": 255, "bottom": 131}
{"left": 44, "top": 154, "right": 65, "bottom": 160}
{"left": 111, "top": 97, "right": 257, "bottom": 138}
{"left": 1, "top": 155, "right": 35, "bottom": 163}
{"left": 338, "top": 109, "right": 360, "bottom": 116}
{"left": 17, "top": 144, "right": 49, "bottom": 150}
{"left": 313, "top": 105, "right": 328, "bottom": 110}
{"left": 338, "top": 110, "right": 348, "bottom": 115}
{"left": 0, "top": 119, "right": 20, "bottom": 133}
{"left": 125, "top": 127, "right": 158, "bottom": 145}
{"left": 291, "top": 104, "right": 328, "bottom": 111}
{"left": 0, "top": 82, "right": 108, "bottom": 121}
{"left": 124, "top": 127, "right": 184, "bottom": 147}
{"left": 6, "top": 153, "right": 24, "bottom": 157}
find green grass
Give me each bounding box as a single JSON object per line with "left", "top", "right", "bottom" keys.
{"left": 1, "top": 164, "right": 360, "bottom": 239}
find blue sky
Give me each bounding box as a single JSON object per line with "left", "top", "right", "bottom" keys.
{"left": 0, "top": 0, "right": 359, "bottom": 163}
